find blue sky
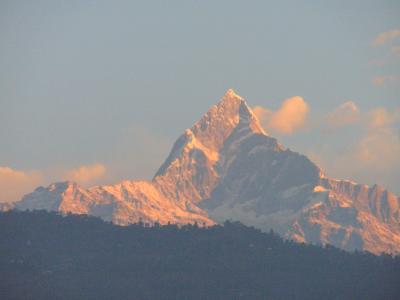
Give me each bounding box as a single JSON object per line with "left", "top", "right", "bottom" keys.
{"left": 0, "top": 1, "right": 399, "bottom": 201}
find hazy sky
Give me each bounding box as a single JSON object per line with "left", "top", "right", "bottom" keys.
{"left": 1, "top": 1, "right": 399, "bottom": 201}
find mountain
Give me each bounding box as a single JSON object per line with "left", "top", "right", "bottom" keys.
{"left": 13, "top": 89, "right": 400, "bottom": 254}
{"left": 16, "top": 181, "right": 212, "bottom": 226}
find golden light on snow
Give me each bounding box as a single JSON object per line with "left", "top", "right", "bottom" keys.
{"left": 10, "top": 90, "right": 400, "bottom": 254}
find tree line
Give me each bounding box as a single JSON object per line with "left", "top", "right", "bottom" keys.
{"left": 0, "top": 210, "right": 399, "bottom": 299}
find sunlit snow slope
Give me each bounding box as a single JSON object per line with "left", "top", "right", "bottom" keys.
{"left": 15, "top": 90, "right": 400, "bottom": 254}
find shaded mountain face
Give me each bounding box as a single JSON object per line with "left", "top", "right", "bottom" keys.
{"left": 15, "top": 89, "right": 400, "bottom": 254}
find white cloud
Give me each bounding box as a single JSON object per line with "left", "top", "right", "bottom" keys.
{"left": 0, "top": 167, "right": 43, "bottom": 202}
{"left": 253, "top": 96, "right": 309, "bottom": 135}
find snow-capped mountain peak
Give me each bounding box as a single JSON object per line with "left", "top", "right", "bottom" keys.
{"left": 223, "top": 88, "right": 242, "bottom": 100}
{"left": 14, "top": 90, "right": 400, "bottom": 254}
{"left": 190, "top": 89, "right": 266, "bottom": 152}
{"left": 153, "top": 90, "right": 269, "bottom": 204}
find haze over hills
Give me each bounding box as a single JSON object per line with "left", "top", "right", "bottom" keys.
{"left": 12, "top": 90, "right": 400, "bottom": 254}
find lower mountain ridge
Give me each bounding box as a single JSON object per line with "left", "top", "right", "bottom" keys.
{"left": 12, "top": 89, "right": 400, "bottom": 254}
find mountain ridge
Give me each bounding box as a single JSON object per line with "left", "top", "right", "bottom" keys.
{"left": 12, "top": 89, "right": 400, "bottom": 254}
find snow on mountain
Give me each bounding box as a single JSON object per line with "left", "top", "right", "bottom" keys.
{"left": 13, "top": 89, "right": 400, "bottom": 254}
{"left": 17, "top": 180, "right": 213, "bottom": 226}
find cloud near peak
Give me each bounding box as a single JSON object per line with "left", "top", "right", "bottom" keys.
{"left": 366, "top": 107, "right": 400, "bottom": 129}
{"left": 326, "top": 101, "right": 360, "bottom": 130}
{"left": 0, "top": 167, "right": 43, "bottom": 203}
{"left": 348, "top": 107, "right": 400, "bottom": 170}
{"left": 62, "top": 163, "right": 106, "bottom": 186}
{"left": 310, "top": 105, "right": 400, "bottom": 191}
{"left": 253, "top": 96, "right": 309, "bottom": 135}
{"left": 0, "top": 163, "right": 108, "bottom": 203}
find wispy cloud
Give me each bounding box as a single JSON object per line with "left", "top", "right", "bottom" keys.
{"left": 309, "top": 106, "right": 400, "bottom": 191}
{"left": 107, "top": 127, "right": 172, "bottom": 181}
{"left": 372, "top": 75, "right": 400, "bottom": 86}
{"left": 0, "top": 163, "right": 109, "bottom": 202}
{"left": 62, "top": 163, "right": 106, "bottom": 186}
{"left": 366, "top": 107, "right": 400, "bottom": 129}
{"left": 253, "top": 96, "right": 309, "bottom": 135}
{"left": 373, "top": 28, "right": 400, "bottom": 46}
{"left": 326, "top": 101, "right": 360, "bottom": 130}
{"left": 0, "top": 127, "right": 170, "bottom": 202}
{"left": 391, "top": 46, "right": 400, "bottom": 56}
{"left": 0, "top": 167, "right": 43, "bottom": 203}
{"left": 353, "top": 108, "right": 400, "bottom": 170}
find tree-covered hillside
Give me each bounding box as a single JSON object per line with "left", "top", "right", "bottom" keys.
{"left": 0, "top": 210, "right": 399, "bottom": 299}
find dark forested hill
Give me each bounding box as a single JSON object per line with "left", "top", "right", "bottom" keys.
{"left": 0, "top": 211, "right": 399, "bottom": 300}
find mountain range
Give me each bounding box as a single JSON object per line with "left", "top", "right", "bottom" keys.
{"left": 11, "top": 89, "right": 400, "bottom": 254}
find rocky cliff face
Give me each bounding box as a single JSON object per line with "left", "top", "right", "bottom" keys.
{"left": 14, "top": 89, "right": 400, "bottom": 254}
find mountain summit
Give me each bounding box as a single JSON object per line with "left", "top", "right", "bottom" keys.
{"left": 14, "top": 90, "right": 400, "bottom": 254}
{"left": 153, "top": 89, "right": 267, "bottom": 205}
